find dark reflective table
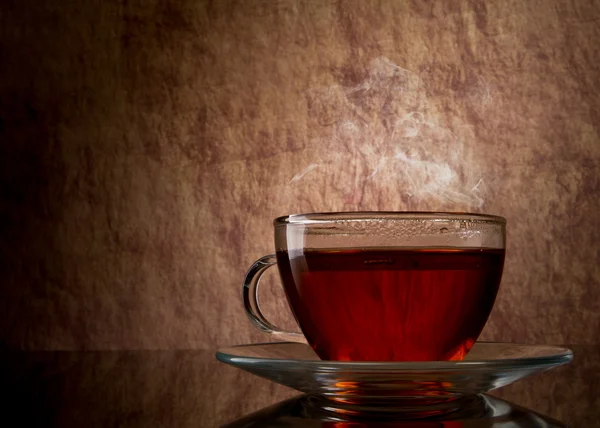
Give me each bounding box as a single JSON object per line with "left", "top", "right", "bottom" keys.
{"left": 0, "top": 345, "right": 597, "bottom": 426}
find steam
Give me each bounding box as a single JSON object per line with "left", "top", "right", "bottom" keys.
{"left": 289, "top": 163, "right": 319, "bottom": 184}
{"left": 295, "top": 56, "right": 486, "bottom": 209}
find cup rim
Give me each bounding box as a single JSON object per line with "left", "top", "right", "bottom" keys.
{"left": 274, "top": 211, "right": 507, "bottom": 225}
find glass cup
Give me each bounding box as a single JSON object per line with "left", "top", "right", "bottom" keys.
{"left": 243, "top": 212, "right": 506, "bottom": 361}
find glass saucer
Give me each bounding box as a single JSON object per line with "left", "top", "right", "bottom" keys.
{"left": 216, "top": 342, "right": 572, "bottom": 419}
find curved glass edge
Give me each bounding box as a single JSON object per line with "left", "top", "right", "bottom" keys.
{"left": 274, "top": 212, "right": 507, "bottom": 226}
{"left": 216, "top": 342, "right": 573, "bottom": 372}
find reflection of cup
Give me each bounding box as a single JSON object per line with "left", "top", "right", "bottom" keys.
{"left": 243, "top": 212, "right": 506, "bottom": 362}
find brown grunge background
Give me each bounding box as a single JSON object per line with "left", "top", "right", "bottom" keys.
{"left": 1, "top": 0, "right": 599, "bottom": 350}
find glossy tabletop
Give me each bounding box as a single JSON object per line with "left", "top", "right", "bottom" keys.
{"left": 1, "top": 345, "right": 598, "bottom": 427}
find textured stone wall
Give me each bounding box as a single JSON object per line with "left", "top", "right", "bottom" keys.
{"left": 1, "top": 0, "right": 598, "bottom": 349}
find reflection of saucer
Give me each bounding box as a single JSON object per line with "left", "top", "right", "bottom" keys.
{"left": 223, "top": 394, "right": 567, "bottom": 427}
{"left": 217, "top": 342, "right": 572, "bottom": 418}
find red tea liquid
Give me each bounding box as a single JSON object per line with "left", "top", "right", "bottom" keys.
{"left": 276, "top": 248, "right": 504, "bottom": 361}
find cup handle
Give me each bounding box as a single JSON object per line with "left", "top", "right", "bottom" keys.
{"left": 243, "top": 254, "right": 307, "bottom": 343}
